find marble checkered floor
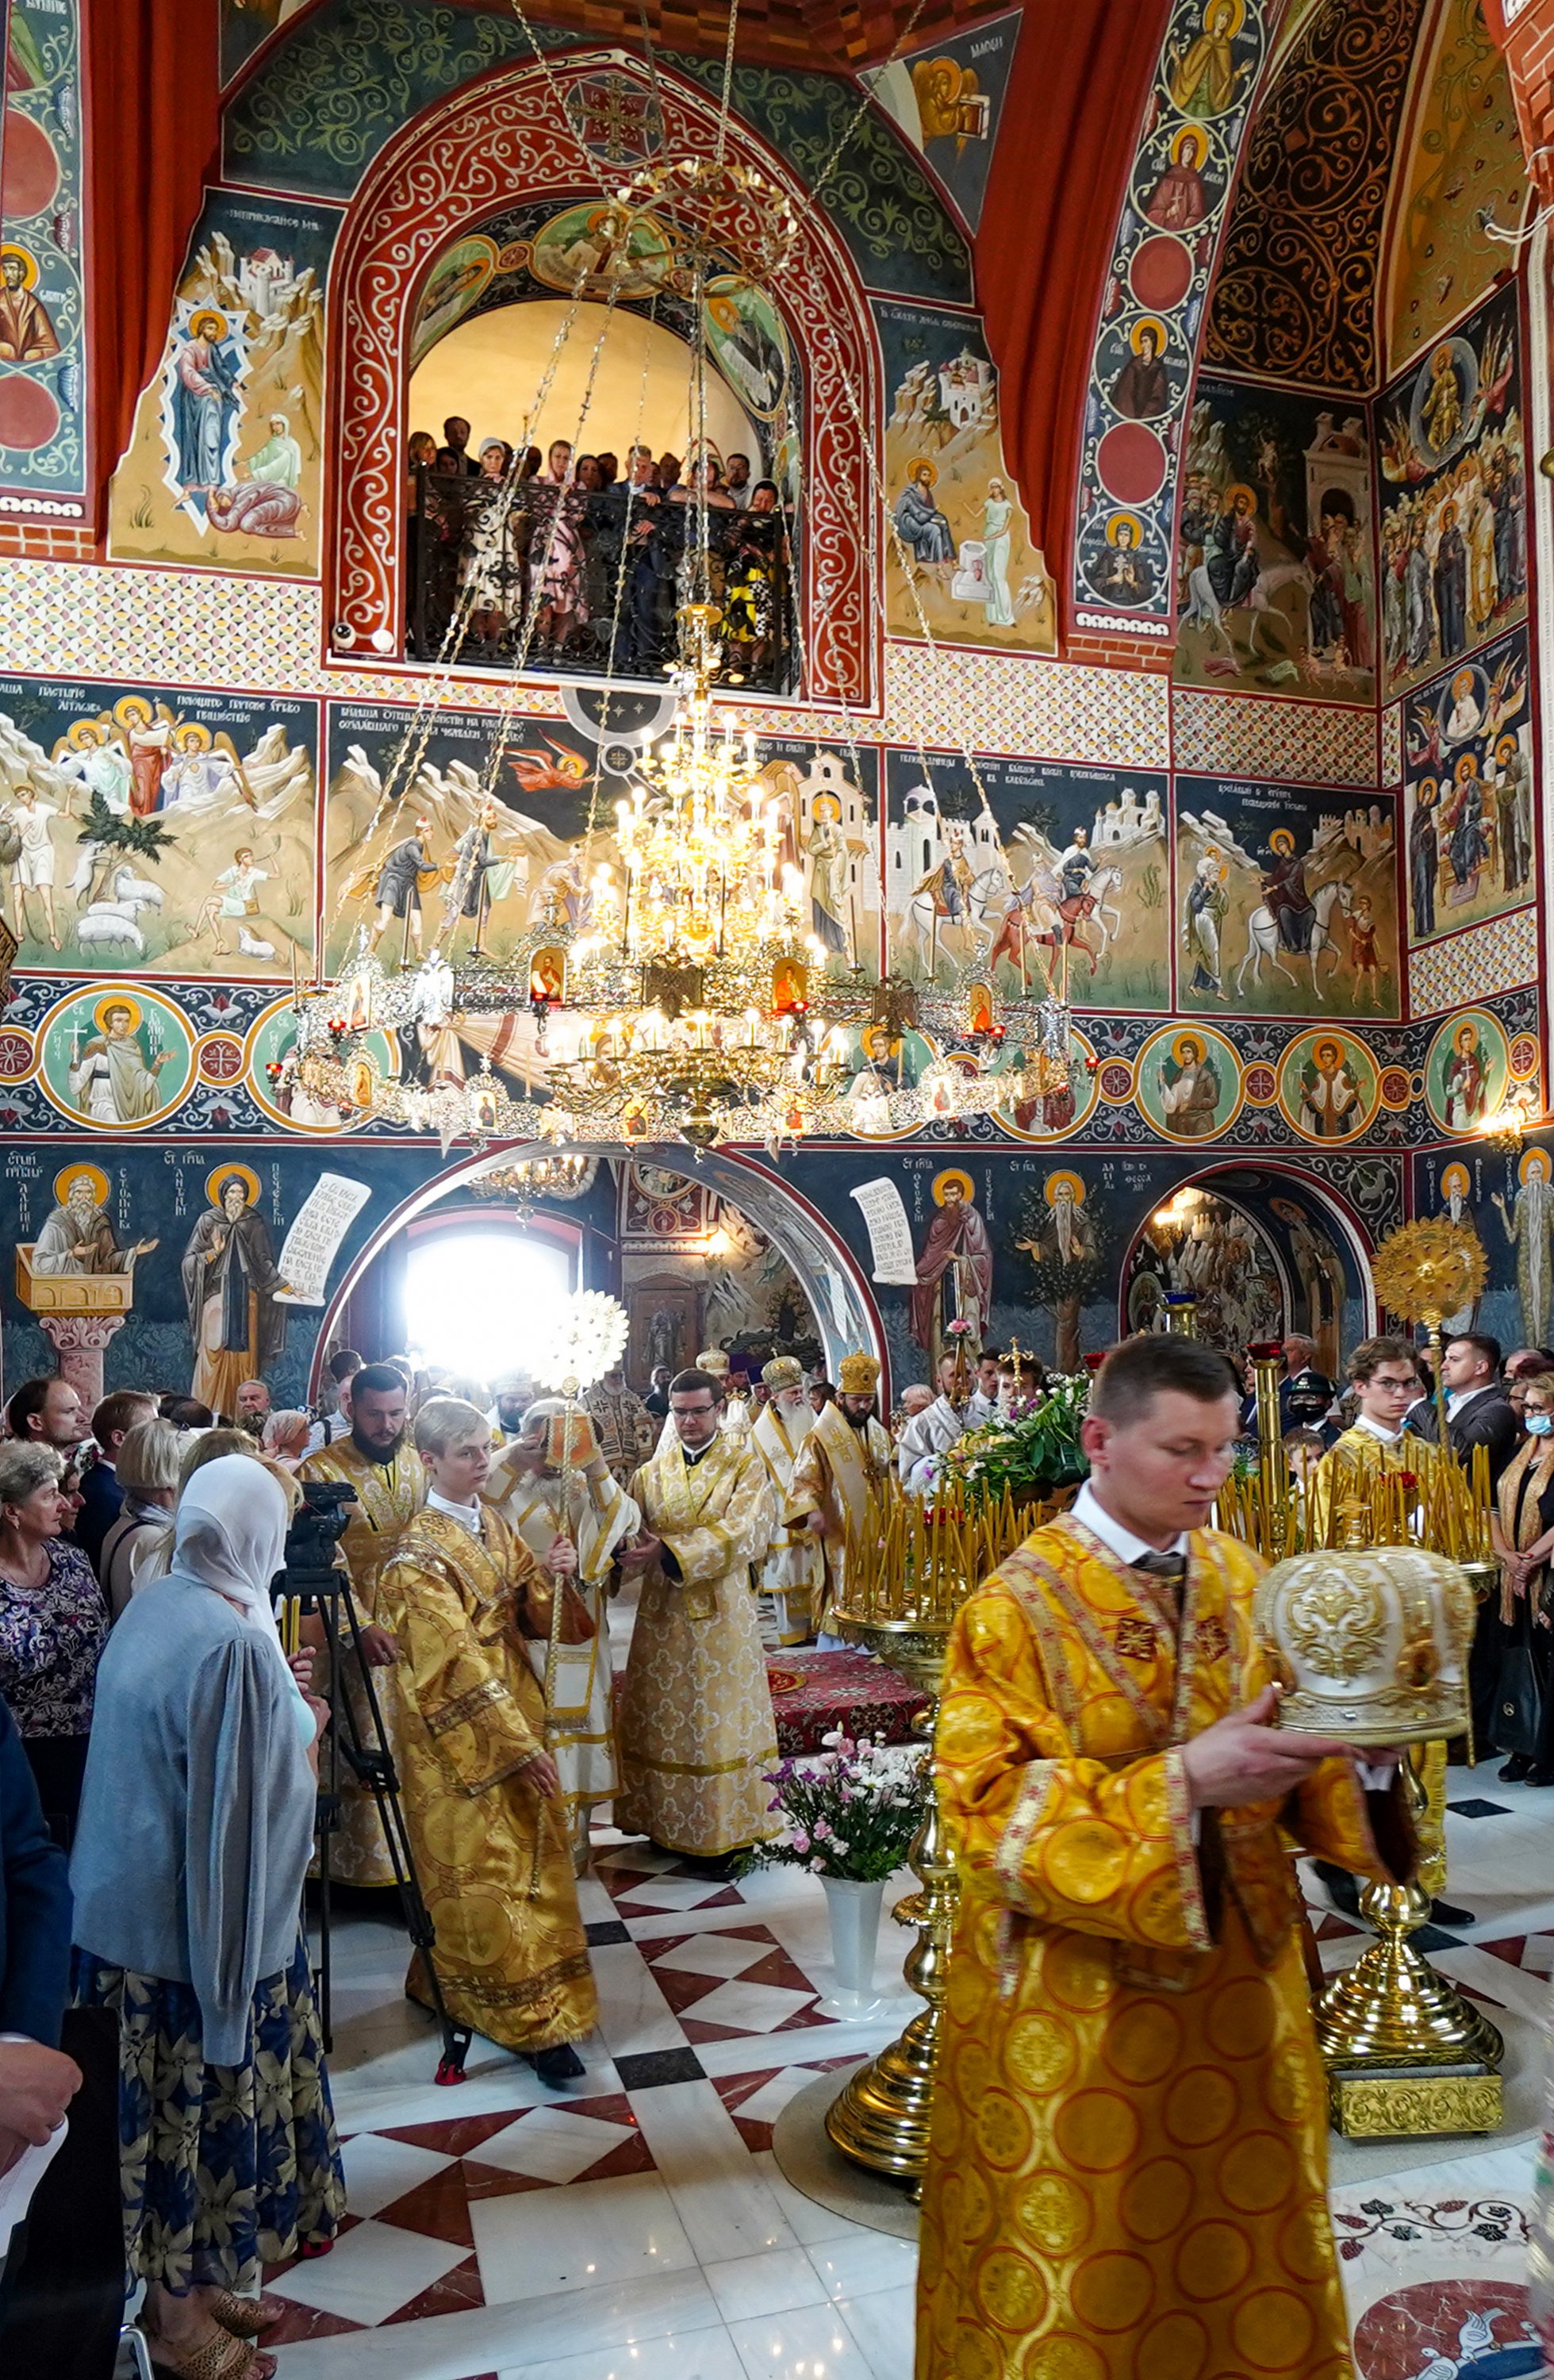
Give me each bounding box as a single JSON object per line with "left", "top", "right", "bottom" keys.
{"left": 263, "top": 1765, "right": 1554, "bottom": 2379}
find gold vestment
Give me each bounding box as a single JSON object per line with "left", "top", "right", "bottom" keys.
{"left": 917, "top": 1514, "right": 1410, "bottom": 2380}
{"left": 750, "top": 1400, "right": 824, "bottom": 1645}
{"left": 484, "top": 1455, "right": 638, "bottom": 1824}
{"left": 619, "top": 1433, "right": 779, "bottom": 1856}
{"left": 378, "top": 1505, "right": 597, "bottom": 2051}
{"left": 785, "top": 1398, "right": 893, "bottom": 1633}
{"left": 298, "top": 1436, "right": 427, "bottom": 1887}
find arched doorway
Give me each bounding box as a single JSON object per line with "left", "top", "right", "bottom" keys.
{"left": 309, "top": 1143, "right": 887, "bottom": 1398}
{"left": 1117, "top": 1164, "right": 1377, "bottom": 1376}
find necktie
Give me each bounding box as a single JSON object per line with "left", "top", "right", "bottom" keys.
{"left": 1131, "top": 1549, "right": 1186, "bottom": 1584}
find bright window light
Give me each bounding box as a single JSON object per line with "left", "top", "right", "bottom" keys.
{"left": 405, "top": 1230, "right": 571, "bottom": 1380}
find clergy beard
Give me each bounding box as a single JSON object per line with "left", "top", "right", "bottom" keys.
{"left": 352, "top": 1424, "right": 405, "bottom": 1467}
{"left": 845, "top": 1407, "right": 872, "bottom": 1430}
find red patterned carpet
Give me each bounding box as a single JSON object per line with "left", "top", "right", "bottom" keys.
{"left": 764, "top": 1649, "right": 923, "bottom": 1754}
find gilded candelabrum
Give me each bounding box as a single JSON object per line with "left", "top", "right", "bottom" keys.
{"left": 825, "top": 1486, "right": 1030, "bottom": 2190}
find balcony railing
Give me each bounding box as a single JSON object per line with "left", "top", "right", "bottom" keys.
{"left": 407, "top": 470, "right": 800, "bottom": 693}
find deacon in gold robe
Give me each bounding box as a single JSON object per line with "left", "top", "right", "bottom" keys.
{"left": 1303, "top": 1335, "right": 1458, "bottom": 1916}
{"left": 583, "top": 1364, "right": 655, "bottom": 1488}
{"left": 618, "top": 1365, "right": 779, "bottom": 1861}
{"left": 786, "top": 1351, "right": 894, "bottom": 1641}
{"left": 378, "top": 1395, "right": 597, "bottom": 2079}
{"left": 750, "top": 1356, "right": 824, "bottom": 1647}
{"left": 298, "top": 1361, "right": 427, "bottom": 1887}
{"left": 485, "top": 1399, "right": 640, "bottom": 1863}
{"left": 919, "top": 1335, "right": 1413, "bottom": 2380}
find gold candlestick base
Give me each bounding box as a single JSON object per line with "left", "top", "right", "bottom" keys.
{"left": 823, "top": 1611, "right": 954, "bottom": 2194}
{"left": 1315, "top": 1875, "right": 1502, "bottom": 2137}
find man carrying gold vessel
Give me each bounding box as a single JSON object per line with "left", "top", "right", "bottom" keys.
{"left": 485, "top": 1400, "right": 640, "bottom": 1865}
{"left": 616, "top": 1367, "right": 779, "bottom": 1864}
{"left": 749, "top": 1356, "right": 823, "bottom": 1647}
{"left": 919, "top": 1336, "right": 1414, "bottom": 2380}
{"left": 786, "top": 1351, "right": 895, "bottom": 1646}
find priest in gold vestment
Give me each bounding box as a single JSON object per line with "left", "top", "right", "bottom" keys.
{"left": 786, "top": 1351, "right": 893, "bottom": 1641}
{"left": 298, "top": 1361, "right": 427, "bottom": 1887}
{"left": 919, "top": 1336, "right": 1413, "bottom": 2380}
{"left": 618, "top": 1366, "right": 778, "bottom": 1860}
{"left": 1304, "top": 1336, "right": 1456, "bottom": 1917}
{"left": 378, "top": 1395, "right": 597, "bottom": 2080}
{"left": 485, "top": 1399, "right": 639, "bottom": 1862}
{"left": 750, "top": 1356, "right": 823, "bottom": 1646}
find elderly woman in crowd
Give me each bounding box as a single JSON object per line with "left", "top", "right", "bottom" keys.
{"left": 261, "top": 1410, "right": 312, "bottom": 1472}
{"left": 1491, "top": 1369, "right": 1554, "bottom": 1787}
{"left": 0, "top": 1441, "right": 107, "bottom": 1844}
{"left": 71, "top": 1455, "right": 344, "bottom": 2378}
{"left": 99, "top": 1415, "right": 182, "bottom": 1616}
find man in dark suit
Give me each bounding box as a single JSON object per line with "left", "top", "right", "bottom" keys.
{"left": 75, "top": 1391, "right": 156, "bottom": 1577}
{"left": 1406, "top": 1332, "right": 1520, "bottom": 1481}
{"left": 1409, "top": 1331, "right": 1521, "bottom": 1770}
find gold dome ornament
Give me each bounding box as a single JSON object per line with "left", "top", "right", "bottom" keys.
{"left": 1253, "top": 1544, "right": 1475, "bottom": 1747}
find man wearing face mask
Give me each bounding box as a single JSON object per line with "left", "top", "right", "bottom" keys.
{"left": 298, "top": 1363, "right": 426, "bottom": 1887}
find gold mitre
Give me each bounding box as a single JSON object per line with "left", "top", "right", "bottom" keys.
{"left": 1253, "top": 1544, "right": 1474, "bottom": 1747}
{"left": 763, "top": 1356, "right": 804, "bottom": 1392}
{"left": 696, "top": 1348, "right": 730, "bottom": 1376}
{"left": 838, "top": 1352, "right": 881, "bottom": 1395}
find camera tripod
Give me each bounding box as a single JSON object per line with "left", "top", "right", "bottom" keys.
{"left": 290, "top": 1554, "right": 472, "bottom": 2086}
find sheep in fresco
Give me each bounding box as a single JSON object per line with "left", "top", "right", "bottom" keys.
{"left": 75, "top": 908, "right": 148, "bottom": 958}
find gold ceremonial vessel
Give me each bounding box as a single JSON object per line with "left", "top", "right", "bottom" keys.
{"left": 1253, "top": 1544, "right": 1475, "bottom": 1747}
{"left": 827, "top": 1480, "right": 1032, "bottom": 2190}
{"left": 1224, "top": 1289, "right": 1503, "bottom": 2140}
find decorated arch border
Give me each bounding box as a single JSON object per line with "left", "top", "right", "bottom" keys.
{"left": 327, "top": 53, "right": 877, "bottom": 710}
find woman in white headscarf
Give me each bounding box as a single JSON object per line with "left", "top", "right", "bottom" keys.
{"left": 71, "top": 1457, "right": 345, "bottom": 2380}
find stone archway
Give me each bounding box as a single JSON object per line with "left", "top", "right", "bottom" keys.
{"left": 309, "top": 1142, "right": 888, "bottom": 1398}
{"left": 326, "top": 50, "right": 878, "bottom": 708}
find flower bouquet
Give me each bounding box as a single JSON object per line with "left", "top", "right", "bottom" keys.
{"left": 742, "top": 1733, "right": 927, "bottom": 2018}
{"left": 934, "top": 1372, "right": 1090, "bottom": 1510}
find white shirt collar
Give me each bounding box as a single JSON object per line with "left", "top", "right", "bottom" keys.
{"left": 428, "top": 1487, "right": 482, "bottom": 1534}
{"left": 1072, "top": 1479, "right": 1188, "bottom": 1564}
{"left": 1352, "top": 1412, "right": 1402, "bottom": 1444}
{"left": 1445, "top": 1387, "right": 1483, "bottom": 1418}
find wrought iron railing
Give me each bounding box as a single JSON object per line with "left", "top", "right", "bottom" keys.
{"left": 406, "top": 470, "right": 799, "bottom": 693}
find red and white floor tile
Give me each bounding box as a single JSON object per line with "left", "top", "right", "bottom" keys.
{"left": 267, "top": 1769, "right": 1552, "bottom": 2378}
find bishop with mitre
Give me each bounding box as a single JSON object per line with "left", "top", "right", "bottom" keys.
{"left": 749, "top": 1355, "right": 823, "bottom": 1646}
{"left": 785, "top": 1351, "right": 894, "bottom": 1641}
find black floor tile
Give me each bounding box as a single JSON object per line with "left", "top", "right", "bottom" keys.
{"left": 1446, "top": 1798, "right": 1510, "bottom": 1818}
{"left": 615, "top": 2047, "right": 706, "bottom": 2090}
{"left": 585, "top": 1920, "right": 632, "bottom": 1946}
{"left": 1410, "top": 1925, "right": 1464, "bottom": 1952}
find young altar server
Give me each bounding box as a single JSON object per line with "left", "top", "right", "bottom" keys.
{"left": 378, "top": 1395, "right": 597, "bottom": 2083}
{"left": 916, "top": 1334, "right": 1414, "bottom": 2380}
{"left": 485, "top": 1399, "right": 639, "bottom": 1865}
{"left": 617, "top": 1367, "right": 777, "bottom": 1864}
{"left": 785, "top": 1350, "right": 894, "bottom": 1643}
{"left": 750, "top": 1356, "right": 823, "bottom": 1646}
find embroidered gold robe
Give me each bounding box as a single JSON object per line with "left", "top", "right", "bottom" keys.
{"left": 583, "top": 1381, "right": 656, "bottom": 1488}
{"left": 484, "top": 1453, "right": 638, "bottom": 1827}
{"left": 298, "top": 1436, "right": 428, "bottom": 1887}
{"left": 751, "top": 1399, "right": 823, "bottom": 1646}
{"left": 785, "top": 1398, "right": 893, "bottom": 1632}
{"left": 917, "top": 1513, "right": 1412, "bottom": 2380}
{"left": 619, "top": 1434, "right": 779, "bottom": 1856}
{"left": 378, "top": 1506, "right": 597, "bottom": 2050}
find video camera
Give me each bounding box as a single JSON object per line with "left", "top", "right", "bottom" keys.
{"left": 282, "top": 1477, "right": 358, "bottom": 1586}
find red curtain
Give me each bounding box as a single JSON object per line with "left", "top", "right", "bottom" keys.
{"left": 974, "top": 0, "right": 1170, "bottom": 633}
{"left": 82, "top": 0, "right": 220, "bottom": 530}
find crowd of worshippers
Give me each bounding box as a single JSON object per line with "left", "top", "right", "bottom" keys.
{"left": 0, "top": 1321, "right": 1545, "bottom": 2370}
{"left": 405, "top": 419, "right": 792, "bottom": 677}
